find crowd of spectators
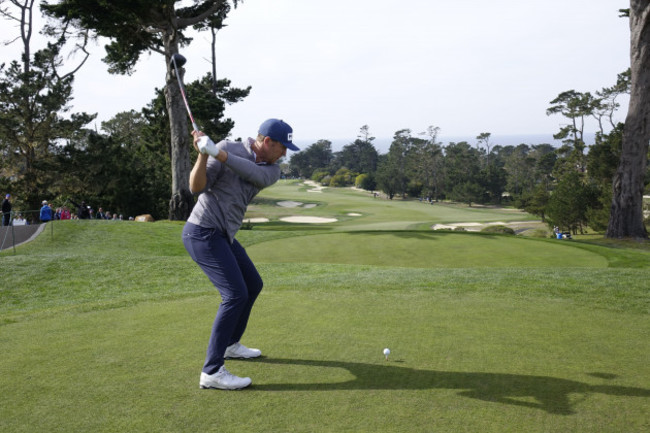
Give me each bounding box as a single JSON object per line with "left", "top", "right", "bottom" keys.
{"left": 1, "top": 193, "right": 130, "bottom": 226}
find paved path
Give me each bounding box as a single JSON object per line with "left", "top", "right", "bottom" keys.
{"left": 0, "top": 224, "right": 46, "bottom": 251}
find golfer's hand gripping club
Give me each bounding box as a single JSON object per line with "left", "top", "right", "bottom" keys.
{"left": 197, "top": 135, "right": 219, "bottom": 157}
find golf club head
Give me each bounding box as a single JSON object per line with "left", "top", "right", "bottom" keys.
{"left": 170, "top": 53, "right": 187, "bottom": 68}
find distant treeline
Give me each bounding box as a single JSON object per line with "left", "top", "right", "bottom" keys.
{"left": 287, "top": 123, "right": 648, "bottom": 235}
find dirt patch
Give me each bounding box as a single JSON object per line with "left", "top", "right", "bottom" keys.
{"left": 303, "top": 180, "right": 327, "bottom": 193}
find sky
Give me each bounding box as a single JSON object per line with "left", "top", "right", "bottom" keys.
{"left": 1, "top": 0, "right": 631, "bottom": 150}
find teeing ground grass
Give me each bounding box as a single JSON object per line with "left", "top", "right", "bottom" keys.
{"left": 1, "top": 180, "right": 649, "bottom": 432}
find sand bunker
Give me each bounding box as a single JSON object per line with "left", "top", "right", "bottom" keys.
{"left": 279, "top": 216, "right": 338, "bottom": 223}
{"left": 277, "top": 201, "right": 303, "bottom": 208}
{"left": 433, "top": 222, "right": 489, "bottom": 232}
{"left": 243, "top": 218, "right": 269, "bottom": 223}
{"left": 347, "top": 213, "right": 362, "bottom": 216}
{"left": 432, "top": 221, "right": 532, "bottom": 232}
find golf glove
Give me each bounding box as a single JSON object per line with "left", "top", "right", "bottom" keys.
{"left": 197, "top": 135, "right": 219, "bottom": 157}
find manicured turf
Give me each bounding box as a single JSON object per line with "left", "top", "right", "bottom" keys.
{"left": 247, "top": 231, "right": 609, "bottom": 268}
{"left": 1, "top": 182, "right": 649, "bottom": 432}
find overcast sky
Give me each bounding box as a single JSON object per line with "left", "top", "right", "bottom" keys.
{"left": 1, "top": 0, "right": 631, "bottom": 148}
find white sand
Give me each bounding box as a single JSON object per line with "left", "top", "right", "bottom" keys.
{"left": 243, "top": 218, "right": 269, "bottom": 223}
{"left": 277, "top": 200, "right": 303, "bottom": 208}
{"left": 432, "top": 220, "right": 541, "bottom": 232}
{"left": 432, "top": 222, "right": 483, "bottom": 232}
{"left": 347, "top": 213, "right": 362, "bottom": 216}
{"left": 280, "top": 216, "right": 338, "bottom": 223}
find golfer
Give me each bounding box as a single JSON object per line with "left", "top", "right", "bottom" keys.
{"left": 183, "top": 119, "right": 299, "bottom": 390}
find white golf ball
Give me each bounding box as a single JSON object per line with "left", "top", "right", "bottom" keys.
{"left": 383, "top": 348, "right": 390, "bottom": 356}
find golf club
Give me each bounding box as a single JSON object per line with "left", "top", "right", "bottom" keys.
{"left": 170, "top": 53, "right": 199, "bottom": 133}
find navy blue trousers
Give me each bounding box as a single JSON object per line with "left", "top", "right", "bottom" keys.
{"left": 182, "top": 222, "right": 263, "bottom": 374}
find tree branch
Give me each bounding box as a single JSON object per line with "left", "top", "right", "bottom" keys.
{"left": 176, "top": 0, "right": 231, "bottom": 28}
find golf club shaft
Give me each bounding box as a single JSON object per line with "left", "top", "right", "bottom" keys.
{"left": 171, "top": 57, "right": 200, "bottom": 133}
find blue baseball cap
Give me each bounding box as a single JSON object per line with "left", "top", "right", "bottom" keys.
{"left": 258, "top": 119, "right": 299, "bottom": 151}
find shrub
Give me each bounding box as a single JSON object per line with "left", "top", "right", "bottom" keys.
{"left": 320, "top": 175, "right": 332, "bottom": 186}
{"left": 355, "top": 173, "right": 376, "bottom": 191}
{"left": 528, "top": 228, "right": 550, "bottom": 238}
{"left": 329, "top": 174, "right": 348, "bottom": 187}
{"left": 311, "top": 169, "right": 330, "bottom": 184}
{"left": 481, "top": 225, "right": 515, "bottom": 235}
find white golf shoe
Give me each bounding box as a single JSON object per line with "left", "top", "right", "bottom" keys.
{"left": 199, "top": 366, "right": 252, "bottom": 390}
{"left": 225, "top": 342, "right": 262, "bottom": 359}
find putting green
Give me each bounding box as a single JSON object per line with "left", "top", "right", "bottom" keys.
{"left": 248, "top": 232, "right": 609, "bottom": 268}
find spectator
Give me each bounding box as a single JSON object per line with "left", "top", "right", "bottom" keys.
{"left": 13, "top": 214, "right": 27, "bottom": 225}
{"left": 96, "top": 207, "right": 106, "bottom": 219}
{"left": 70, "top": 200, "right": 91, "bottom": 219}
{"left": 60, "top": 206, "right": 71, "bottom": 220}
{"left": 2, "top": 193, "right": 11, "bottom": 226}
{"left": 40, "top": 200, "right": 53, "bottom": 223}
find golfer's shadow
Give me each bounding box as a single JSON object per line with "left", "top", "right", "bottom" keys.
{"left": 251, "top": 358, "right": 650, "bottom": 415}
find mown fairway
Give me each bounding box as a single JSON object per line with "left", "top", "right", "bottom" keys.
{"left": 1, "top": 180, "right": 649, "bottom": 433}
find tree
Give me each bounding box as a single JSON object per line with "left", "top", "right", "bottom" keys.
{"left": 375, "top": 129, "right": 412, "bottom": 199}
{"left": 335, "top": 139, "right": 378, "bottom": 175}
{"left": 503, "top": 144, "right": 534, "bottom": 198}
{"left": 476, "top": 132, "right": 492, "bottom": 168}
{"left": 288, "top": 139, "right": 334, "bottom": 178}
{"left": 375, "top": 154, "right": 400, "bottom": 200}
{"left": 357, "top": 124, "right": 375, "bottom": 143}
{"left": 355, "top": 173, "right": 376, "bottom": 191}
{"left": 57, "top": 109, "right": 172, "bottom": 219}
{"left": 42, "top": 0, "right": 242, "bottom": 220}
{"left": 522, "top": 183, "right": 550, "bottom": 222}
{"left": 375, "top": 130, "right": 415, "bottom": 200}
{"left": 531, "top": 144, "right": 557, "bottom": 191}
{"left": 546, "top": 90, "right": 598, "bottom": 172}
{"left": 595, "top": 70, "right": 631, "bottom": 132}
{"left": 546, "top": 171, "right": 591, "bottom": 234}
{"left": 607, "top": 5, "right": 649, "bottom": 239}
{"left": 0, "top": 0, "right": 94, "bottom": 211}
{"left": 101, "top": 110, "right": 172, "bottom": 218}
{"left": 480, "top": 163, "right": 507, "bottom": 204}
{"left": 417, "top": 126, "right": 444, "bottom": 200}
{"left": 443, "top": 141, "right": 483, "bottom": 205}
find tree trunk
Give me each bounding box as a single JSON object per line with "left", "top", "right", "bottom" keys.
{"left": 606, "top": 1, "right": 650, "bottom": 239}
{"left": 163, "top": 40, "right": 194, "bottom": 221}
